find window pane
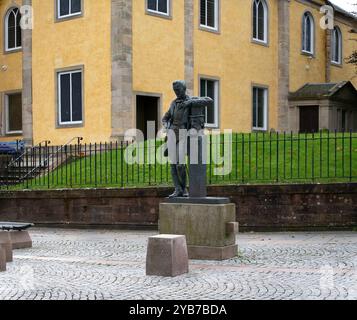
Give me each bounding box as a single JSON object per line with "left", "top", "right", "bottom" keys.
{"left": 60, "top": 74, "right": 71, "bottom": 123}
{"left": 7, "top": 10, "right": 16, "bottom": 49}
{"left": 257, "top": 89, "right": 265, "bottom": 128}
{"left": 206, "top": 81, "right": 215, "bottom": 124}
{"left": 306, "top": 16, "right": 311, "bottom": 52}
{"left": 71, "top": 0, "right": 81, "bottom": 14}
{"left": 60, "top": 0, "right": 70, "bottom": 16}
{"left": 158, "top": 0, "right": 168, "bottom": 13}
{"left": 148, "top": 0, "right": 157, "bottom": 11}
{"left": 16, "top": 12, "right": 21, "bottom": 48}
{"left": 8, "top": 94, "right": 22, "bottom": 132}
{"left": 253, "top": 2, "right": 257, "bottom": 39}
{"left": 200, "top": 0, "right": 206, "bottom": 25}
{"left": 253, "top": 88, "right": 257, "bottom": 127}
{"left": 206, "top": 0, "right": 216, "bottom": 28}
{"left": 71, "top": 72, "right": 83, "bottom": 122}
{"left": 200, "top": 79, "right": 206, "bottom": 96}
{"left": 257, "top": 1, "right": 265, "bottom": 40}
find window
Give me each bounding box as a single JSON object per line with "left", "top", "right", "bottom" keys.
{"left": 58, "top": 70, "right": 83, "bottom": 125}
{"left": 5, "top": 93, "right": 22, "bottom": 134}
{"left": 200, "top": 78, "right": 219, "bottom": 128}
{"left": 252, "top": 0, "right": 268, "bottom": 43}
{"left": 331, "top": 26, "right": 342, "bottom": 64}
{"left": 200, "top": 0, "right": 219, "bottom": 31}
{"left": 252, "top": 87, "right": 268, "bottom": 131}
{"left": 5, "top": 7, "right": 21, "bottom": 52}
{"left": 57, "top": 0, "right": 82, "bottom": 19}
{"left": 147, "top": 0, "right": 170, "bottom": 16}
{"left": 302, "top": 12, "right": 314, "bottom": 54}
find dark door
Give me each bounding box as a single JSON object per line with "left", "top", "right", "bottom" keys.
{"left": 136, "top": 95, "right": 159, "bottom": 140}
{"left": 299, "top": 106, "right": 319, "bottom": 133}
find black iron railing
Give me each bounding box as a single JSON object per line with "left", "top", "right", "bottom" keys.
{"left": 0, "top": 131, "right": 356, "bottom": 190}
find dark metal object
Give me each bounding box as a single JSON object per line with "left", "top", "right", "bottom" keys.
{"left": 0, "top": 222, "right": 34, "bottom": 231}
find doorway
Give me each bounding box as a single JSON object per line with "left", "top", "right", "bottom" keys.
{"left": 136, "top": 95, "right": 159, "bottom": 140}
{"left": 299, "top": 106, "right": 319, "bottom": 133}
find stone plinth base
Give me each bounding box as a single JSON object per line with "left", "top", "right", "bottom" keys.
{"left": 188, "top": 244, "right": 238, "bottom": 260}
{"left": 146, "top": 234, "right": 189, "bottom": 277}
{"left": 0, "top": 232, "right": 13, "bottom": 262}
{"left": 159, "top": 202, "right": 238, "bottom": 260}
{"left": 0, "top": 245, "right": 6, "bottom": 272}
{"left": 9, "top": 231, "right": 32, "bottom": 249}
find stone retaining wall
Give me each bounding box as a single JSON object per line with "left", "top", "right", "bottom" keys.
{"left": 0, "top": 184, "right": 356, "bottom": 230}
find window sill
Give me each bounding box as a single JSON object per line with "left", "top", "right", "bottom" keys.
{"left": 56, "top": 123, "right": 84, "bottom": 129}
{"left": 301, "top": 51, "right": 315, "bottom": 58}
{"left": 5, "top": 132, "right": 23, "bottom": 137}
{"left": 55, "top": 12, "right": 83, "bottom": 23}
{"left": 199, "top": 25, "right": 220, "bottom": 35}
{"left": 145, "top": 10, "right": 172, "bottom": 20}
{"left": 4, "top": 47, "right": 22, "bottom": 55}
{"left": 331, "top": 61, "right": 343, "bottom": 68}
{"left": 251, "top": 39, "right": 269, "bottom": 47}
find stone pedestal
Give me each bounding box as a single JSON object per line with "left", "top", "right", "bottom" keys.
{"left": 0, "top": 245, "right": 6, "bottom": 272}
{"left": 9, "top": 231, "right": 32, "bottom": 249}
{"left": 0, "top": 232, "right": 13, "bottom": 262}
{"left": 159, "top": 202, "right": 238, "bottom": 260}
{"left": 146, "top": 234, "right": 189, "bottom": 277}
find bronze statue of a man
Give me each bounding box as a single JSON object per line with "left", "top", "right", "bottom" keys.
{"left": 162, "top": 80, "right": 213, "bottom": 198}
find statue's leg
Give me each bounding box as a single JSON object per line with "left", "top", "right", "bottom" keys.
{"left": 169, "top": 164, "right": 183, "bottom": 198}
{"left": 177, "top": 164, "right": 188, "bottom": 197}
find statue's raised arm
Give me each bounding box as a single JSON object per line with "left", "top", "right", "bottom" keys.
{"left": 185, "top": 96, "right": 214, "bottom": 131}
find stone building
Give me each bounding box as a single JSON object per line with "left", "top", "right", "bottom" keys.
{"left": 0, "top": 0, "right": 356, "bottom": 145}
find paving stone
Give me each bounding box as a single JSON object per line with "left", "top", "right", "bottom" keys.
{"left": 0, "top": 229, "right": 355, "bottom": 300}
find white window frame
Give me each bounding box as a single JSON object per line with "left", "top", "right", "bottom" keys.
{"left": 252, "top": 0, "right": 268, "bottom": 44}
{"left": 5, "top": 7, "right": 22, "bottom": 52}
{"left": 57, "top": 0, "right": 82, "bottom": 19}
{"left": 5, "top": 93, "right": 23, "bottom": 135}
{"left": 252, "top": 87, "right": 268, "bottom": 132}
{"left": 146, "top": 0, "right": 170, "bottom": 16}
{"left": 302, "top": 12, "right": 314, "bottom": 55}
{"left": 58, "top": 70, "right": 83, "bottom": 126}
{"left": 200, "top": 78, "right": 219, "bottom": 129}
{"left": 331, "top": 26, "right": 342, "bottom": 65}
{"left": 200, "top": 0, "right": 219, "bottom": 31}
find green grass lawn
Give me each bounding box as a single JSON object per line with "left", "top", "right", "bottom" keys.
{"left": 6, "top": 132, "right": 357, "bottom": 190}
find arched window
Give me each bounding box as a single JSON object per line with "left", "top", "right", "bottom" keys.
{"left": 5, "top": 7, "right": 21, "bottom": 52}
{"left": 331, "top": 26, "right": 342, "bottom": 64}
{"left": 252, "top": 0, "right": 268, "bottom": 43}
{"left": 302, "top": 12, "right": 314, "bottom": 54}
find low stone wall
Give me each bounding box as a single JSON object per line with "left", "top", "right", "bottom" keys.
{"left": 0, "top": 183, "right": 356, "bottom": 231}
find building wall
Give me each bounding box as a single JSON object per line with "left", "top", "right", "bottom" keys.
{"left": 132, "top": 0, "right": 185, "bottom": 128}
{"left": 330, "top": 17, "right": 357, "bottom": 87}
{"left": 31, "top": 0, "right": 112, "bottom": 145}
{"left": 289, "top": 0, "right": 327, "bottom": 92}
{"left": 194, "top": 0, "right": 279, "bottom": 132}
{"left": 0, "top": 0, "right": 23, "bottom": 141}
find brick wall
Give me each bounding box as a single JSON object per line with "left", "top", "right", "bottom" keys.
{"left": 0, "top": 184, "right": 356, "bottom": 230}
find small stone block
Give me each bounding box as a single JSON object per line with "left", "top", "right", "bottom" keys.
{"left": 0, "top": 232, "right": 13, "bottom": 262}
{"left": 146, "top": 234, "right": 189, "bottom": 277}
{"left": 226, "top": 222, "right": 239, "bottom": 235}
{"left": 9, "top": 231, "right": 32, "bottom": 249}
{"left": 0, "top": 245, "right": 6, "bottom": 272}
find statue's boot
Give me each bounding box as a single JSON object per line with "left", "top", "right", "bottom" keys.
{"left": 169, "top": 165, "right": 183, "bottom": 198}
{"left": 177, "top": 165, "right": 188, "bottom": 197}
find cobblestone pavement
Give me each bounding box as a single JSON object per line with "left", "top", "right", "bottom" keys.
{"left": 0, "top": 229, "right": 356, "bottom": 300}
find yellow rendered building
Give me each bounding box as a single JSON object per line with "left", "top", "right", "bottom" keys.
{"left": 0, "top": 0, "right": 356, "bottom": 145}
